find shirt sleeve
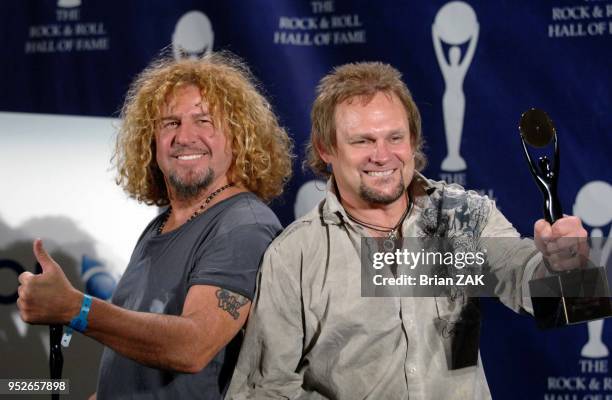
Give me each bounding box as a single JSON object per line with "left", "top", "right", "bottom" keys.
{"left": 225, "top": 243, "right": 308, "bottom": 399}
{"left": 188, "top": 223, "right": 279, "bottom": 300}
{"left": 479, "top": 203, "right": 541, "bottom": 314}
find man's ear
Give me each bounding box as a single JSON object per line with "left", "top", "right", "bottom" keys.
{"left": 314, "top": 136, "right": 332, "bottom": 164}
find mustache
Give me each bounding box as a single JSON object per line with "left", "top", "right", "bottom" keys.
{"left": 169, "top": 144, "right": 210, "bottom": 157}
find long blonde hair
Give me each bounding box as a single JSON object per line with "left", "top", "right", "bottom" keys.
{"left": 114, "top": 52, "right": 293, "bottom": 205}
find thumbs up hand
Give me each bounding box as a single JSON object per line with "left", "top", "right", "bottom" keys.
{"left": 17, "top": 239, "right": 82, "bottom": 325}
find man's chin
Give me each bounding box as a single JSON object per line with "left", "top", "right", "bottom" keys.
{"left": 168, "top": 169, "right": 214, "bottom": 200}
{"left": 359, "top": 183, "right": 405, "bottom": 205}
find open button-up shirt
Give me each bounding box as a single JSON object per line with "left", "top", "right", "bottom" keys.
{"left": 227, "top": 173, "right": 540, "bottom": 400}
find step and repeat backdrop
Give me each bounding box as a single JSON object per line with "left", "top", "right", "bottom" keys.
{"left": 0, "top": 1, "right": 610, "bottom": 398}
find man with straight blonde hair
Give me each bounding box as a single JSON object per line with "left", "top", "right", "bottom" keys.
{"left": 17, "top": 52, "right": 293, "bottom": 399}
{"left": 227, "top": 62, "right": 587, "bottom": 399}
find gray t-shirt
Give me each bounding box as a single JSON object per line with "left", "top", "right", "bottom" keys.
{"left": 97, "top": 192, "right": 282, "bottom": 400}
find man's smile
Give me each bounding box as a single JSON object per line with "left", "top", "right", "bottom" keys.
{"left": 175, "top": 153, "right": 206, "bottom": 161}
{"left": 364, "top": 169, "right": 396, "bottom": 177}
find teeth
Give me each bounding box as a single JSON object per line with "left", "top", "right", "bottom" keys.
{"left": 367, "top": 170, "right": 394, "bottom": 177}
{"left": 177, "top": 154, "right": 203, "bottom": 160}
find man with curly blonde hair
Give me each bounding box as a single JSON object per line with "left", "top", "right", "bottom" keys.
{"left": 17, "top": 52, "right": 292, "bottom": 399}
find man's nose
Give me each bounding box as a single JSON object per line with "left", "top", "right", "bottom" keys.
{"left": 174, "top": 121, "right": 197, "bottom": 144}
{"left": 371, "top": 140, "right": 391, "bottom": 164}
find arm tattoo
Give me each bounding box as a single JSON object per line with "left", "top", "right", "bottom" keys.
{"left": 215, "top": 288, "right": 249, "bottom": 320}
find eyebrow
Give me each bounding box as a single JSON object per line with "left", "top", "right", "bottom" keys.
{"left": 346, "top": 134, "right": 371, "bottom": 141}
{"left": 386, "top": 129, "right": 409, "bottom": 136}
{"left": 160, "top": 112, "right": 211, "bottom": 121}
{"left": 347, "top": 129, "right": 408, "bottom": 140}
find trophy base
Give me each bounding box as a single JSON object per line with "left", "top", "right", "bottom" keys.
{"left": 529, "top": 267, "right": 612, "bottom": 329}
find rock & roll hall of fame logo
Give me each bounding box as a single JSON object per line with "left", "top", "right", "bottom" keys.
{"left": 433, "top": 1, "right": 479, "bottom": 184}
{"left": 172, "top": 10, "right": 214, "bottom": 60}
{"left": 573, "top": 181, "right": 611, "bottom": 360}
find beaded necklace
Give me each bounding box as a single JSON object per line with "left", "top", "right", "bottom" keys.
{"left": 157, "top": 183, "right": 233, "bottom": 235}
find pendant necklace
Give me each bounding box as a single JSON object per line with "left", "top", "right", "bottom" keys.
{"left": 345, "top": 194, "right": 414, "bottom": 240}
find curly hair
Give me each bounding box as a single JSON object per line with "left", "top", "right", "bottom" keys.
{"left": 306, "top": 62, "right": 426, "bottom": 177}
{"left": 114, "top": 52, "right": 293, "bottom": 205}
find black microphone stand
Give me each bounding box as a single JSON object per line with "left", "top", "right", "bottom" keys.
{"left": 49, "top": 324, "right": 63, "bottom": 400}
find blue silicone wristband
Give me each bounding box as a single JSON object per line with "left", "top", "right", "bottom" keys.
{"left": 69, "top": 294, "right": 92, "bottom": 333}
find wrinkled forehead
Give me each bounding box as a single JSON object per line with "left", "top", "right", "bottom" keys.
{"left": 334, "top": 91, "right": 409, "bottom": 127}
{"left": 161, "top": 84, "right": 210, "bottom": 115}
{"left": 335, "top": 90, "right": 402, "bottom": 111}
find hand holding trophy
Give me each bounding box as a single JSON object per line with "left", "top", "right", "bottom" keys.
{"left": 519, "top": 109, "right": 612, "bottom": 328}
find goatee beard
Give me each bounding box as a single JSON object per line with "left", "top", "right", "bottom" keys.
{"left": 168, "top": 167, "right": 214, "bottom": 201}
{"left": 359, "top": 171, "right": 405, "bottom": 205}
